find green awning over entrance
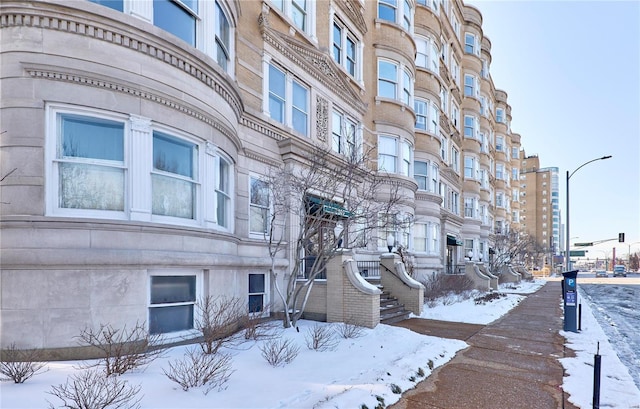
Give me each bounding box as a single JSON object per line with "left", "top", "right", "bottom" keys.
{"left": 307, "top": 196, "right": 352, "bottom": 218}
{"left": 446, "top": 235, "right": 463, "bottom": 246}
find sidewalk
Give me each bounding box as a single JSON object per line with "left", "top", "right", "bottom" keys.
{"left": 390, "top": 282, "right": 578, "bottom": 409}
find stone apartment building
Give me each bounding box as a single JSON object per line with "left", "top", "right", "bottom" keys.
{"left": 1, "top": 0, "right": 530, "bottom": 354}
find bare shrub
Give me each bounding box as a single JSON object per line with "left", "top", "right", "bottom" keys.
{"left": 422, "top": 273, "right": 475, "bottom": 305}
{"left": 474, "top": 292, "right": 506, "bottom": 305}
{"left": 259, "top": 339, "right": 299, "bottom": 367}
{"left": 0, "top": 342, "right": 48, "bottom": 383}
{"left": 76, "top": 322, "right": 165, "bottom": 376}
{"left": 47, "top": 368, "right": 141, "bottom": 409}
{"left": 239, "top": 315, "right": 280, "bottom": 342}
{"left": 335, "top": 321, "right": 366, "bottom": 339}
{"left": 305, "top": 323, "right": 338, "bottom": 351}
{"left": 195, "top": 296, "right": 247, "bottom": 355}
{"left": 163, "top": 347, "right": 233, "bottom": 395}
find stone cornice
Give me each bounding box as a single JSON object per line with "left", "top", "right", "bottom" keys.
{"left": 334, "top": 0, "right": 368, "bottom": 35}
{"left": 416, "top": 192, "right": 443, "bottom": 205}
{"left": 1, "top": 1, "right": 244, "bottom": 121}
{"left": 24, "top": 64, "right": 243, "bottom": 153}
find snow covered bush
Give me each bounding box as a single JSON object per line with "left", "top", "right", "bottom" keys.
{"left": 0, "top": 342, "right": 48, "bottom": 383}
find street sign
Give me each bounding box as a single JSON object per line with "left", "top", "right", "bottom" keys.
{"left": 569, "top": 250, "right": 586, "bottom": 257}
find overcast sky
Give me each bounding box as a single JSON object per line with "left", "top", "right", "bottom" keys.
{"left": 469, "top": 0, "right": 640, "bottom": 260}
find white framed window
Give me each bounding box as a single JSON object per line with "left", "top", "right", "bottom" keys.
{"left": 496, "top": 163, "right": 505, "bottom": 180}
{"left": 464, "top": 115, "right": 477, "bottom": 139}
{"left": 90, "top": 0, "right": 234, "bottom": 74}
{"left": 449, "top": 190, "right": 459, "bottom": 215}
{"left": 440, "top": 87, "right": 448, "bottom": 114}
{"left": 451, "top": 57, "right": 460, "bottom": 85}
{"left": 496, "top": 135, "right": 504, "bottom": 152}
{"left": 414, "top": 99, "right": 427, "bottom": 130}
{"left": 479, "top": 132, "right": 488, "bottom": 153}
{"left": 451, "top": 103, "right": 460, "bottom": 129}
{"left": 440, "top": 137, "right": 447, "bottom": 161}
{"left": 496, "top": 191, "right": 505, "bottom": 208}
{"left": 496, "top": 107, "right": 505, "bottom": 123}
{"left": 464, "top": 74, "right": 479, "bottom": 98}
{"left": 414, "top": 160, "right": 428, "bottom": 190}
{"left": 413, "top": 223, "right": 428, "bottom": 253}
{"left": 378, "top": 60, "right": 412, "bottom": 105}
{"left": 512, "top": 147, "right": 519, "bottom": 159}
{"left": 249, "top": 273, "right": 268, "bottom": 315}
{"left": 266, "top": 62, "right": 309, "bottom": 136}
{"left": 512, "top": 168, "right": 519, "bottom": 180}
{"left": 378, "top": 0, "right": 413, "bottom": 31}
{"left": 451, "top": 13, "right": 460, "bottom": 38}
{"left": 271, "top": 0, "right": 315, "bottom": 35}
{"left": 440, "top": 38, "right": 448, "bottom": 66}
{"left": 430, "top": 162, "right": 439, "bottom": 192}
{"left": 464, "top": 33, "right": 480, "bottom": 56}
{"left": 401, "top": 139, "right": 412, "bottom": 177}
{"left": 332, "top": 19, "right": 360, "bottom": 79}
{"left": 250, "top": 176, "right": 270, "bottom": 235}
{"left": 451, "top": 147, "right": 460, "bottom": 173}
{"left": 481, "top": 58, "right": 489, "bottom": 79}
{"left": 464, "top": 156, "right": 478, "bottom": 180}
{"left": 464, "top": 197, "right": 477, "bottom": 218}
{"left": 152, "top": 131, "right": 198, "bottom": 220}
{"left": 52, "top": 112, "right": 126, "bottom": 216}
{"left": 416, "top": 36, "right": 439, "bottom": 73}
{"left": 378, "top": 135, "right": 398, "bottom": 173}
{"left": 149, "top": 271, "right": 200, "bottom": 336}
{"left": 430, "top": 223, "right": 440, "bottom": 253}
{"left": 332, "top": 110, "right": 360, "bottom": 159}
{"left": 46, "top": 104, "right": 234, "bottom": 230}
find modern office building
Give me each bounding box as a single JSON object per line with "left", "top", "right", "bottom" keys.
{"left": 1, "top": 0, "right": 529, "bottom": 354}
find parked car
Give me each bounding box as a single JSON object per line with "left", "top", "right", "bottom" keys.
{"left": 595, "top": 270, "right": 607, "bottom": 278}
{"left": 613, "top": 265, "right": 627, "bottom": 277}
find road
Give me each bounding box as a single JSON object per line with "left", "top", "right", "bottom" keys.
{"left": 576, "top": 273, "right": 640, "bottom": 391}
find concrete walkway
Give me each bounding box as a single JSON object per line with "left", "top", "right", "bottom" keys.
{"left": 390, "top": 282, "right": 578, "bottom": 409}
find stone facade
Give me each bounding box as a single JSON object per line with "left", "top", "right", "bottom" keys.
{"left": 1, "top": 0, "right": 535, "bottom": 354}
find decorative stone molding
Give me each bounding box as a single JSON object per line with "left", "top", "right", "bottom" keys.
{"left": 1, "top": 3, "right": 243, "bottom": 121}
{"left": 24, "top": 65, "right": 243, "bottom": 153}
{"left": 316, "top": 95, "right": 329, "bottom": 142}
{"left": 334, "top": 0, "right": 368, "bottom": 34}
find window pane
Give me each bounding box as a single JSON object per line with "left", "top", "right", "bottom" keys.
{"left": 152, "top": 174, "right": 195, "bottom": 218}
{"left": 269, "top": 65, "right": 285, "bottom": 123}
{"left": 216, "top": 3, "right": 230, "bottom": 70}
{"left": 346, "top": 37, "right": 356, "bottom": 75}
{"left": 60, "top": 114, "right": 123, "bottom": 161}
{"left": 149, "top": 305, "right": 194, "bottom": 334}
{"left": 153, "top": 132, "right": 195, "bottom": 178}
{"left": 251, "top": 178, "right": 269, "bottom": 207}
{"left": 250, "top": 207, "right": 268, "bottom": 233}
{"left": 248, "top": 294, "right": 263, "bottom": 313}
{"left": 217, "top": 191, "right": 229, "bottom": 228}
{"left": 379, "top": 0, "right": 397, "bottom": 21}
{"left": 292, "top": 0, "right": 307, "bottom": 30}
{"left": 333, "top": 24, "right": 342, "bottom": 63}
{"left": 292, "top": 82, "right": 308, "bottom": 135}
{"left": 249, "top": 274, "right": 265, "bottom": 293}
{"left": 153, "top": 0, "right": 196, "bottom": 46}
{"left": 59, "top": 163, "right": 124, "bottom": 211}
{"left": 151, "top": 275, "right": 196, "bottom": 304}
{"left": 88, "top": 0, "right": 123, "bottom": 12}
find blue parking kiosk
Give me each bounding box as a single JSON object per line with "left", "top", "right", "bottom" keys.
{"left": 562, "top": 270, "right": 579, "bottom": 332}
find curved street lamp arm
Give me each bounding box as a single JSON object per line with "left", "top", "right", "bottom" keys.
{"left": 568, "top": 155, "right": 612, "bottom": 180}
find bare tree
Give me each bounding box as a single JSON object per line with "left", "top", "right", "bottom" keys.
{"left": 260, "top": 143, "right": 403, "bottom": 328}
{"left": 0, "top": 343, "right": 48, "bottom": 383}
{"left": 489, "top": 229, "right": 541, "bottom": 274}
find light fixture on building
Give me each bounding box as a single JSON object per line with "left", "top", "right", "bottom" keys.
{"left": 387, "top": 233, "right": 395, "bottom": 253}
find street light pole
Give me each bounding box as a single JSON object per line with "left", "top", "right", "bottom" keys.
{"left": 565, "top": 155, "right": 612, "bottom": 272}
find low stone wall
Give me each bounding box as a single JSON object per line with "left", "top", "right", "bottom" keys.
{"left": 380, "top": 254, "right": 424, "bottom": 316}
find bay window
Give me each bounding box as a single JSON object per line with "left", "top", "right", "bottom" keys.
{"left": 271, "top": 0, "right": 314, "bottom": 34}
{"left": 464, "top": 156, "right": 478, "bottom": 180}
{"left": 89, "top": 1, "right": 234, "bottom": 74}
{"left": 464, "top": 33, "right": 479, "bottom": 56}
{"left": 413, "top": 223, "right": 428, "bottom": 252}
{"left": 378, "top": 60, "right": 413, "bottom": 105}
{"left": 378, "top": 0, "right": 413, "bottom": 31}
{"left": 464, "top": 74, "right": 478, "bottom": 98}
{"left": 378, "top": 136, "right": 412, "bottom": 176}
{"left": 48, "top": 105, "right": 234, "bottom": 230}
{"left": 496, "top": 107, "right": 505, "bottom": 123}
{"left": 414, "top": 161, "right": 428, "bottom": 190}
{"left": 464, "top": 115, "right": 477, "bottom": 139}
{"left": 414, "top": 100, "right": 427, "bottom": 130}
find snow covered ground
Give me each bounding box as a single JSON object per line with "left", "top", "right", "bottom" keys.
{"left": 1, "top": 279, "right": 638, "bottom": 408}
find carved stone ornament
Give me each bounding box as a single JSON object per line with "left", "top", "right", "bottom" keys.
{"left": 316, "top": 95, "right": 329, "bottom": 141}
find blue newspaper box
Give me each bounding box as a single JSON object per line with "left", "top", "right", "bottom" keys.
{"left": 562, "top": 270, "right": 579, "bottom": 332}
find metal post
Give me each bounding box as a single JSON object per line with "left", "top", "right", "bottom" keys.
{"left": 593, "top": 342, "right": 601, "bottom": 409}
{"left": 566, "top": 170, "right": 570, "bottom": 271}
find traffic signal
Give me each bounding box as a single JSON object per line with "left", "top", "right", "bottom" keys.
{"left": 619, "top": 232, "right": 625, "bottom": 243}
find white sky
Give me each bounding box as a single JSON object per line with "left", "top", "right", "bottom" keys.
{"left": 2, "top": 280, "right": 639, "bottom": 408}
{"left": 469, "top": 0, "right": 640, "bottom": 259}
